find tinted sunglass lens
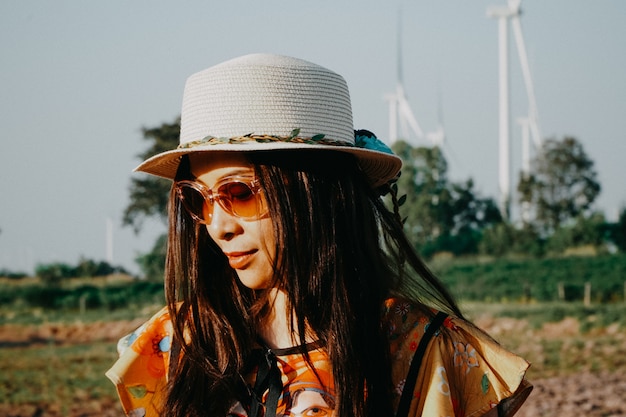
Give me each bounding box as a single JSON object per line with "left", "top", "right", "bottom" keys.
{"left": 218, "top": 182, "right": 258, "bottom": 217}
{"left": 177, "top": 179, "right": 264, "bottom": 223}
{"left": 179, "top": 185, "right": 211, "bottom": 223}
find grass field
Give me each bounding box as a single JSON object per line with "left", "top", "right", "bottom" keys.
{"left": 1, "top": 254, "right": 625, "bottom": 416}
{"left": 1, "top": 301, "right": 625, "bottom": 416}
{"left": 0, "top": 342, "right": 121, "bottom": 415}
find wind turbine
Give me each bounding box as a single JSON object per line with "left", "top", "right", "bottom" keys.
{"left": 106, "top": 217, "right": 114, "bottom": 264}
{"left": 487, "top": 0, "right": 542, "bottom": 221}
{"left": 385, "top": 11, "right": 435, "bottom": 147}
{"left": 511, "top": 2, "right": 542, "bottom": 177}
{"left": 426, "top": 84, "right": 446, "bottom": 147}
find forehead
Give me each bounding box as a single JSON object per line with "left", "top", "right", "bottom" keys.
{"left": 189, "top": 152, "right": 253, "bottom": 180}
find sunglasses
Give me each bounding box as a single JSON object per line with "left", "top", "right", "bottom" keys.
{"left": 174, "top": 176, "right": 268, "bottom": 225}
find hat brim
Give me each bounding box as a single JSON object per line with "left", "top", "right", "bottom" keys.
{"left": 135, "top": 142, "right": 401, "bottom": 188}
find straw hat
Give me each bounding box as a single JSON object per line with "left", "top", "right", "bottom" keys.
{"left": 136, "top": 53, "right": 402, "bottom": 187}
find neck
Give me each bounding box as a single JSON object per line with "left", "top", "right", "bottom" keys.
{"left": 258, "top": 289, "right": 313, "bottom": 350}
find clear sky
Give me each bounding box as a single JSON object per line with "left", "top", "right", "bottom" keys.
{"left": 1, "top": 0, "right": 625, "bottom": 275}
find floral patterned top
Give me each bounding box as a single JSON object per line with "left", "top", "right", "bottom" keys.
{"left": 106, "top": 298, "right": 532, "bottom": 417}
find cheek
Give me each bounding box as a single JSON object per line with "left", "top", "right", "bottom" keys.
{"left": 204, "top": 224, "right": 217, "bottom": 243}
{"left": 258, "top": 219, "right": 276, "bottom": 259}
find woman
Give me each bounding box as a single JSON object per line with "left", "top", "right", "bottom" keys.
{"left": 107, "top": 53, "right": 532, "bottom": 417}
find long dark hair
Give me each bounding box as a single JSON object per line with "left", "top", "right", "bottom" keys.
{"left": 163, "top": 151, "right": 462, "bottom": 416}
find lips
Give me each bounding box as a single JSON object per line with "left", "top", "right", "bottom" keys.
{"left": 224, "top": 250, "right": 256, "bottom": 270}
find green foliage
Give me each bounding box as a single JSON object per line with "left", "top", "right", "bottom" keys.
{"left": 477, "top": 212, "right": 624, "bottom": 258}
{"left": 0, "top": 280, "right": 164, "bottom": 315}
{"left": 123, "top": 118, "right": 180, "bottom": 233}
{"left": 136, "top": 233, "right": 167, "bottom": 281}
{"left": 420, "top": 227, "right": 484, "bottom": 259}
{"left": 35, "top": 263, "right": 76, "bottom": 286}
{"left": 479, "top": 223, "right": 545, "bottom": 257}
{"left": 518, "top": 136, "right": 601, "bottom": 233}
{"left": 393, "top": 141, "right": 449, "bottom": 246}
{"left": 391, "top": 141, "right": 502, "bottom": 257}
{"left": 0, "top": 268, "right": 28, "bottom": 279}
{"left": 606, "top": 206, "right": 626, "bottom": 252}
{"left": 465, "top": 301, "right": 626, "bottom": 330}
{"left": 436, "top": 254, "right": 626, "bottom": 303}
{"left": 0, "top": 342, "right": 122, "bottom": 413}
{"left": 75, "top": 258, "right": 121, "bottom": 278}
{"left": 33, "top": 259, "right": 129, "bottom": 285}
{"left": 545, "top": 212, "right": 607, "bottom": 253}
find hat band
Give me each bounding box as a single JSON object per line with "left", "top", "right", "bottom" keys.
{"left": 177, "top": 128, "right": 354, "bottom": 150}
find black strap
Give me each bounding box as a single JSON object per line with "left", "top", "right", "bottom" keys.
{"left": 249, "top": 348, "right": 283, "bottom": 417}
{"left": 497, "top": 402, "right": 505, "bottom": 417}
{"left": 395, "top": 311, "right": 449, "bottom": 417}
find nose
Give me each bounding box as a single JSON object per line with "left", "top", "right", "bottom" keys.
{"left": 205, "top": 200, "right": 243, "bottom": 241}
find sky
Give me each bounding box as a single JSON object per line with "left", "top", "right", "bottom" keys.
{"left": 1, "top": 0, "right": 625, "bottom": 275}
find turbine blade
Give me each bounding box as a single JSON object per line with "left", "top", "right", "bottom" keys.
{"left": 398, "top": 98, "right": 425, "bottom": 138}
{"left": 508, "top": 0, "right": 521, "bottom": 13}
{"left": 511, "top": 15, "right": 542, "bottom": 145}
{"left": 397, "top": 9, "right": 403, "bottom": 85}
{"left": 387, "top": 95, "right": 398, "bottom": 143}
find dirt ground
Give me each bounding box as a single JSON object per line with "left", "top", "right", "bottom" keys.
{"left": 517, "top": 371, "right": 626, "bottom": 417}
{"left": 1, "top": 318, "right": 625, "bottom": 417}
{"left": 2, "top": 374, "right": 625, "bottom": 417}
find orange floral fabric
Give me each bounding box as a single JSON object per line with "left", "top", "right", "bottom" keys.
{"left": 383, "top": 299, "right": 532, "bottom": 416}
{"left": 107, "top": 300, "right": 531, "bottom": 416}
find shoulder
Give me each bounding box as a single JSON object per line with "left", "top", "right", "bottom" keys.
{"left": 106, "top": 306, "right": 173, "bottom": 417}
{"left": 383, "top": 298, "right": 532, "bottom": 416}
{"left": 382, "top": 298, "right": 452, "bottom": 356}
{"left": 116, "top": 306, "right": 173, "bottom": 357}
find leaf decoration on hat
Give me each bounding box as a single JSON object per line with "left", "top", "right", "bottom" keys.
{"left": 304, "top": 133, "right": 326, "bottom": 144}
{"left": 178, "top": 132, "right": 352, "bottom": 149}
{"left": 289, "top": 128, "right": 301, "bottom": 140}
{"left": 354, "top": 129, "right": 394, "bottom": 155}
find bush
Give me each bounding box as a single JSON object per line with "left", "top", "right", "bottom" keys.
{"left": 35, "top": 263, "right": 75, "bottom": 285}
{"left": 136, "top": 233, "right": 167, "bottom": 281}
{"left": 546, "top": 213, "right": 606, "bottom": 254}
{"left": 34, "top": 259, "right": 131, "bottom": 285}
{"left": 479, "top": 223, "right": 545, "bottom": 257}
{"left": 606, "top": 207, "right": 626, "bottom": 252}
{"left": 0, "top": 279, "right": 164, "bottom": 312}
{"left": 0, "top": 269, "right": 28, "bottom": 280}
{"left": 437, "top": 254, "right": 626, "bottom": 303}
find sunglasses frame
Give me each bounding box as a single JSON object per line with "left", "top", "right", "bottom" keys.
{"left": 174, "top": 176, "right": 267, "bottom": 225}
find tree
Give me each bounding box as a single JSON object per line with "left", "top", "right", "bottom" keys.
{"left": 545, "top": 212, "right": 606, "bottom": 254}
{"left": 136, "top": 233, "right": 168, "bottom": 282}
{"left": 518, "top": 136, "right": 600, "bottom": 233}
{"left": 123, "top": 118, "right": 180, "bottom": 233}
{"left": 75, "top": 257, "right": 127, "bottom": 277}
{"left": 36, "top": 262, "right": 75, "bottom": 286}
{"left": 607, "top": 207, "right": 626, "bottom": 252}
{"left": 393, "top": 141, "right": 450, "bottom": 246}
{"left": 123, "top": 118, "right": 180, "bottom": 279}
{"left": 392, "top": 141, "right": 501, "bottom": 256}
{"left": 479, "top": 223, "right": 544, "bottom": 257}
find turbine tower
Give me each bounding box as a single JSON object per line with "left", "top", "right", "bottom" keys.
{"left": 487, "top": 0, "right": 542, "bottom": 221}
{"left": 385, "top": 12, "right": 425, "bottom": 146}
{"left": 106, "top": 217, "right": 114, "bottom": 264}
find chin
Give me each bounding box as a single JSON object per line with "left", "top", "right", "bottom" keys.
{"left": 236, "top": 272, "right": 272, "bottom": 290}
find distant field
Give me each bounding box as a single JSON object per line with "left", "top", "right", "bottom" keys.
{"left": 1, "top": 255, "right": 625, "bottom": 416}
{"left": 1, "top": 254, "right": 624, "bottom": 318}
{"left": 1, "top": 302, "right": 625, "bottom": 416}
{"left": 434, "top": 253, "right": 626, "bottom": 303}
{"left": 0, "top": 341, "right": 122, "bottom": 416}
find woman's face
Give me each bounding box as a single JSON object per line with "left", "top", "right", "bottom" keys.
{"left": 189, "top": 153, "right": 276, "bottom": 290}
